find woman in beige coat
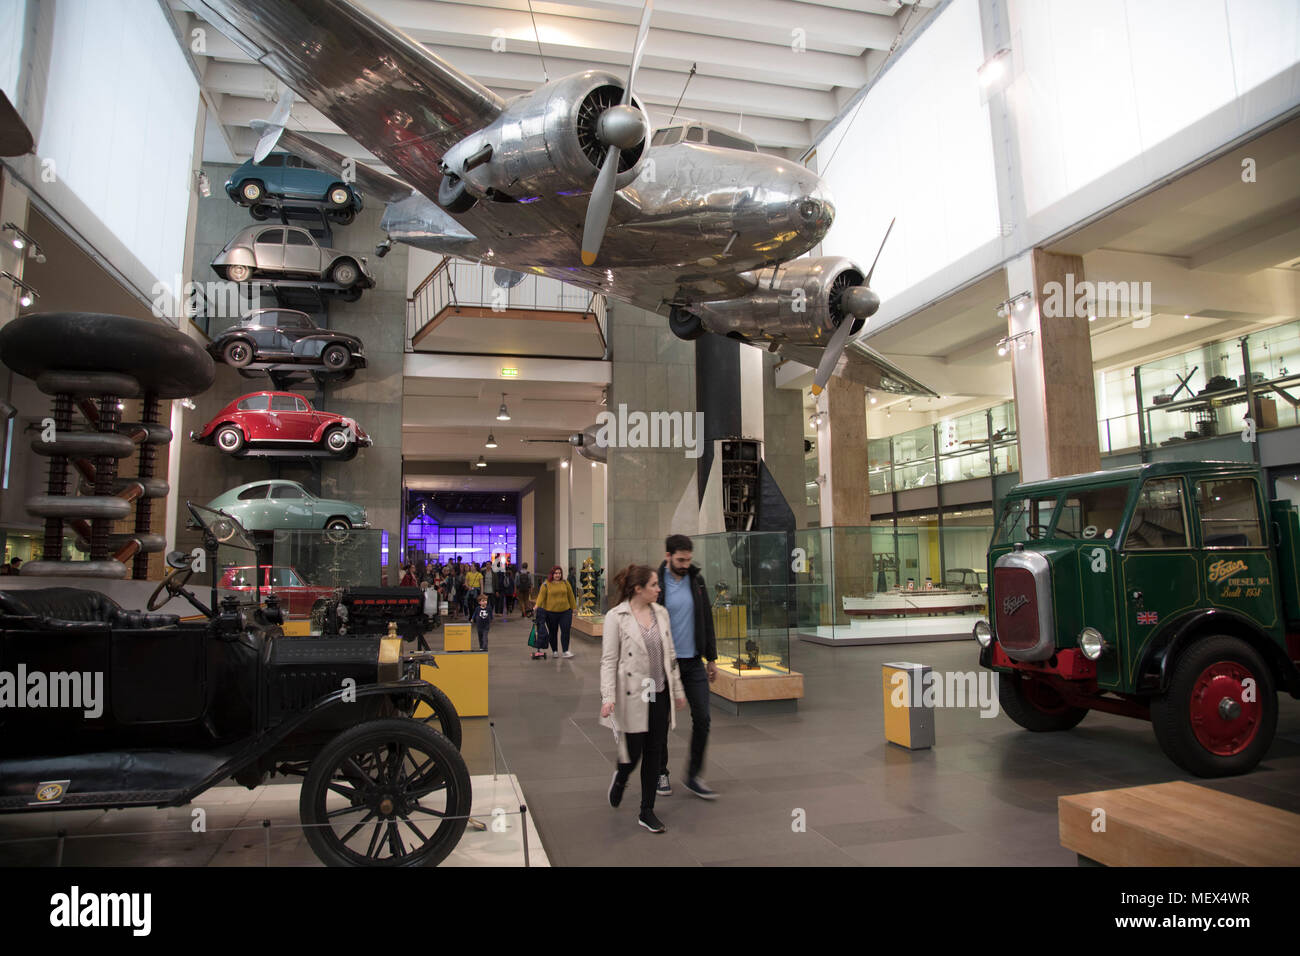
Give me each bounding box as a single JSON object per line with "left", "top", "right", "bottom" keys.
{"left": 599, "top": 564, "right": 686, "bottom": 833}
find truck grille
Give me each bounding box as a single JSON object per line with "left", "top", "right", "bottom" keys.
{"left": 994, "top": 566, "right": 1040, "bottom": 652}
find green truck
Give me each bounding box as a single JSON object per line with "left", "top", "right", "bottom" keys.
{"left": 976, "top": 460, "right": 1300, "bottom": 777}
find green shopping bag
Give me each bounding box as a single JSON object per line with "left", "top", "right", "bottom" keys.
{"left": 527, "top": 623, "right": 539, "bottom": 648}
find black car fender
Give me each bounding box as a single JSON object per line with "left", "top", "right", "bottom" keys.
{"left": 1135, "top": 607, "right": 1300, "bottom": 697}
{"left": 175, "top": 680, "right": 445, "bottom": 804}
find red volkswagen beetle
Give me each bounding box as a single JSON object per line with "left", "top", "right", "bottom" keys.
{"left": 191, "top": 391, "right": 372, "bottom": 458}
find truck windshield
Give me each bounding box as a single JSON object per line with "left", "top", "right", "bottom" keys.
{"left": 995, "top": 496, "right": 1059, "bottom": 544}
{"left": 1056, "top": 484, "right": 1130, "bottom": 541}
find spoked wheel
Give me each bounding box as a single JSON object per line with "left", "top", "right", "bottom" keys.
{"left": 300, "top": 719, "right": 471, "bottom": 867}
{"left": 1151, "top": 635, "right": 1276, "bottom": 777}
{"left": 410, "top": 684, "right": 463, "bottom": 750}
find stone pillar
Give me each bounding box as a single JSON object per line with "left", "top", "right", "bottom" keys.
{"left": 815, "top": 375, "right": 871, "bottom": 623}
{"left": 606, "top": 303, "right": 697, "bottom": 573}
{"left": 1006, "top": 249, "right": 1101, "bottom": 482}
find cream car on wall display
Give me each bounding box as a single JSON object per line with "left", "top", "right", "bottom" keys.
{"left": 212, "top": 224, "right": 375, "bottom": 296}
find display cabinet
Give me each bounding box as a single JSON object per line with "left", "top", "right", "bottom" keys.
{"left": 266, "top": 528, "right": 385, "bottom": 621}
{"left": 569, "top": 546, "right": 605, "bottom": 636}
{"left": 691, "top": 530, "right": 801, "bottom": 712}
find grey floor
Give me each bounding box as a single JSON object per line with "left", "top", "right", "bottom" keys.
{"left": 471, "top": 615, "right": 1300, "bottom": 866}
{"left": 3, "top": 614, "right": 1298, "bottom": 866}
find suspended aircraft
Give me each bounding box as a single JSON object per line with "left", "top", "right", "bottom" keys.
{"left": 190, "top": 0, "right": 934, "bottom": 397}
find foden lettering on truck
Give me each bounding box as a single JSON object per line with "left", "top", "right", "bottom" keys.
{"left": 974, "top": 460, "right": 1300, "bottom": 777}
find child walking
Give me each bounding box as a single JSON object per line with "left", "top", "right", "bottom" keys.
{"left": 471, "top": 594, "right": 493, "bottom": 651}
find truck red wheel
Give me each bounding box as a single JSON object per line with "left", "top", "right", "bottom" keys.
{"left": 1151, "top": 635, "right": 1277, "bottom": 777}
{"left": 1188, "top": 661, "right": 1261, "bottom": 756}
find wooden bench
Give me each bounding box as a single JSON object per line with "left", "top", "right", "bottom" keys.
{"left": 1059, "top": 780, "right": 1300, "bottom": 866}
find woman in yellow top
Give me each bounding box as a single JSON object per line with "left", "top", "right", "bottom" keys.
{"left": 464, "top": 565, "right": 484, "bottom": 618}
{"left": 533, "top": 565, "right": 577, "bottom": 660}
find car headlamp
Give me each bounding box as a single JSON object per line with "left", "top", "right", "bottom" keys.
{"left": 973, "top": 619, "right": 992, "bottom": 647}
{"left": 1078, "top": 627, "right": 1107, "bottom": 660}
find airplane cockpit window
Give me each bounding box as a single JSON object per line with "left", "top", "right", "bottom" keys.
{"left": 707, "top": 129, "right": 757, "bottom": 152}
{"left": 685, "top": 126, "right": 705, "bottom": 143}
{"left": 651, "top": 127, "right": 682, "bottom": 146}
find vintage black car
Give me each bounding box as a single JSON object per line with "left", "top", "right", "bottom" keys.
{"left": 208, "top": 308, "right": 366, "bottom": 372}
{"left": 0, "top": 504, "right": 469, "bottom": 866}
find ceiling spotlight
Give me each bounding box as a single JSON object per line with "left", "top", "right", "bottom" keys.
{"left": 1018, "top": 337, "right": 1028, "bottom": 350}
{"left": 996, "top": 340, "right": 1008, "bottom": 357}
{"left": 19, "top": 292, "right": 33, "bottom": 308}
{"left": 180, "top": 398, "right": 197, "bottom": 411}
{"left": 561, "top": 459, "right": 569, "bottom": 469}
{"left": 3, "top": 223, "right": 42, "bottom": 264}
{"left": 1087, "top": 313, "right": 1096, "bottom": 322}
{"left": 907, "top": 400, "right": 913, "bottom": 412}
{"left": 868, "top": 393, "right": 877, "bottom": 405}
{"left": 886, "top": 407, "right": 891, "bottom": 417}
{"left": 496, "top": 393, "right": 510, "bottom": 421}
{"left": 591, "top": 461, "right": 597, "bottom": 468}
{"left": 1184, "top": 313, "right": 1190, "bottom": 320}
{"left": 485, "top": 432, "right": 498, "bottom": 448}
{"left": 475, "top": 455, "right": 488, "bottom": 468}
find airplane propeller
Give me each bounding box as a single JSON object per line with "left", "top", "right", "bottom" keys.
{"left": 250, "top": 88, "right": 295, "bottom": 163}
{"left": 810, "top": 218, "right": 894, "bottom": 396}
{"left": 580, "top": 0, "right": 654, "bottom": 266}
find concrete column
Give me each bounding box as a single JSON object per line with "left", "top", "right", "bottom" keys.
{"left": 816, "top": 375, "right": 869, "bottom": 527}
{"left": 1006, "top": 249, "right": 1101, "bottom": 482}
{"left": 569, "top": 447, "right": 594, "bottom": 549}
{"left": 815, "top": 375, "right": 872, "bottom": 624}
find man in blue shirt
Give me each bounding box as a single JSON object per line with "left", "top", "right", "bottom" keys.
{"left": 656, "top": 534, "right": 718, "bottom": 799}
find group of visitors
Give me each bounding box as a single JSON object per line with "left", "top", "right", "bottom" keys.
{"left": 396, "top": 558, "right": 537, "bottom": 625}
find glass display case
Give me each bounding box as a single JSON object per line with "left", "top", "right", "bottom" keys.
{"left": 795, "top": 522, "right": 989, "bottom": 645}
{"left": 568, "top": 547, "right": 605, "bottom": 620}
{"left": 267, "top": 529, "right": 385, "bottom": 619}
{"left": 690, "top": 531, "right": 791, "bottom": 676}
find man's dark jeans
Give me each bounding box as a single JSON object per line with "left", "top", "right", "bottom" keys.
{"left": 662, "top": 656, "right": 710, "bottom": 780}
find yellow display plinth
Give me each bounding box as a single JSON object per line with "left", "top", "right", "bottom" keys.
{"left": 416, "top": 655, "right": 488, "bottom": 717}
{"left": 281, "top": 621, "right": 312, "bottom": 637}
{"left": 443, "top": 623, "right": 472, "bottom": 651}
{"left": 881, "top": 662, "right": 934, "bottom": 750}
{"left": 710, "top": 664, "right": 803, "bottom": 703}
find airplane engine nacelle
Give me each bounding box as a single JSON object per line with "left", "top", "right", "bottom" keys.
{"left": 688, "top": 257, "right": 872, "bottom": 346}
{"left": 441, "top": 71, "right": 647, "bottom": 203}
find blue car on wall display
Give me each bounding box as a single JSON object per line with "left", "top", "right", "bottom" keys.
{"left": 226, "top": 152, "right": 363, "bottom": 223}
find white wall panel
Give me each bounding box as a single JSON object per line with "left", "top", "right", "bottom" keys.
{"left": 0, "top": 0, "right": 24, "bottom": 106}
{"left": 817, "top": 0, "right": 999, "bottom": 303}
{"left": 36, "top": 0, "right": 198, "bottom": 289}
{"left": 1011, "top": 0, "right": 1300, "bottom": 226}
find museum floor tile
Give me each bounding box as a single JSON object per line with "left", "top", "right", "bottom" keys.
{"left": 478, "top": 616, "right": 1300, "bottom": 867}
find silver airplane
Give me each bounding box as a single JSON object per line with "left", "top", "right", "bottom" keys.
{"left": 190, "top": 0, "right": 934, "bottom": 396}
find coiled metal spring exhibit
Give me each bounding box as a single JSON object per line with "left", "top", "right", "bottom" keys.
{"left": 24, "top": 371, "right": 172, "bottom": 580}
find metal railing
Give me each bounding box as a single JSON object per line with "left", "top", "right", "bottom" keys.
{"left": 407, "top": 257, "right": 607, "bottom": 349}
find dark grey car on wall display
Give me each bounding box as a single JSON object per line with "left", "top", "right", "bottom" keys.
{"left": 212, "top": 224, "right": 375, "bottom": 293}
{"left": 208, "top": 308, "right": 366, "bottom": 371}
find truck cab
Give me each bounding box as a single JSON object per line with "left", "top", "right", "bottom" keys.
{"left": 976, "top": 460, "right": 1300, "bottom": 776}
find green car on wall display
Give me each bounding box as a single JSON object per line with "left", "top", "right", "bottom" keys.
{"left": 206, "top": 480, "right": 369, "bottom": 534}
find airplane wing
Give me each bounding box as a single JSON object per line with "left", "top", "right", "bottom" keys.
{"left": 189, "top": 0, "right": 503, "bottom": 202}
{"left": 275, "top": 128, "right": 414, "bottom": 204}
{"left": 778, "top": 340, "right": 938, "bottom": 397}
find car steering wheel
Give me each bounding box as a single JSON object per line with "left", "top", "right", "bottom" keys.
{"left": 148, "top": 553, "right": 197, "bottom": 611}
{"left": 1024, "top": 524, "right": 1052, "bottom": 539}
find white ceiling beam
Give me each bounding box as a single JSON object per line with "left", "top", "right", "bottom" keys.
{"left": 360, "top": 0, "right": 870, "bottom": 88}
{"left": 1188, "top": 207, "right": 1300, "bottom": 274}
{"left": 404, "top": 353, "right": 611, "bottom": 384}
{"left": 398, "top": 0, "right": 900, "bottom": 55}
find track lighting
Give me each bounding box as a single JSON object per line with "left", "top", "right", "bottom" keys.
{"left": 3, "top": 223, "right": 43, "bottom": 262}
{"left": 995, "top": 330, "right": 1035, "bottom": 355}
{"left": 1, "top": 271, "right": 38, "bottom": 308}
